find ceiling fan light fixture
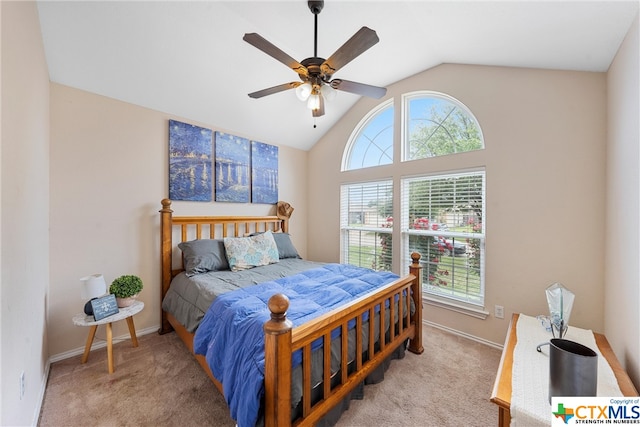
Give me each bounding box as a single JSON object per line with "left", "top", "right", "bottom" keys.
{"left": 307, "top": 93, "right": 321, "bottom": 110}
{"left": 295, "top": 82, "right": 312, "bottom": 101}
{"left": 320, "top": 83, "right": 337, "bottom": 101}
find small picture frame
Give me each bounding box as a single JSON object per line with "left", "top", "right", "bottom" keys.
{"left": 91, "top": 294, "right": 119, "bottom": 321}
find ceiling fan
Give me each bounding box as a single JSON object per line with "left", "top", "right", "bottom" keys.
{"left": 243, "top": 0, "right": 387, "bottom": 118}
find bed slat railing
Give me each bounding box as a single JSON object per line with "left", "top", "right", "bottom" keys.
{"left": 263, "top": 253, "right": 423, "bottom": 427}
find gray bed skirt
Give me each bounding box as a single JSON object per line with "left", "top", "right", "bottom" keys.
{"left": 314, "top": 339, "right": 407, "bottom": 426}
{"left": 255, "top": 339, "right": 408, "bottom": 427}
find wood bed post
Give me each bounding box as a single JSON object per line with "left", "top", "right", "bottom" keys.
{"left": 264, "top": 293, "right": 293, "bottom": 427}
{"left": 159, "top": 198, "right": 174, "bottom": 335}
{"left": 408, "top": 252, "right": 424, "bottom": 355}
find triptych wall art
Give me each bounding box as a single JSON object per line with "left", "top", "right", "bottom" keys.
{"left": 168, "top": 120, "right": 213, "bottom": 202}
{"left": 168, "top": 120, "right": 278, "bottom": 204}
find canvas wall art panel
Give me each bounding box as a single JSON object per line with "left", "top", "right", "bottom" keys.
{"left": 215, "top": 132, "right": 250, "bottom": 203}
{"left": 168, "top": 120, "right": 212, "bottom": 202}
{"left": 251, "top": 141, "right": 278, "bottom": 204}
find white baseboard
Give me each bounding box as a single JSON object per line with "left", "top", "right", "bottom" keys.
{"left": 32, "top": 361, "right": 50, "bottom": 427}
{"left": 48, "top": 324, "right": 160, "bottom": 363}
{"left": 48, "top": 321, "right": 500, "bottom": 364}
{"left": 423, "top": 319, "right": 504, "bottom": 350}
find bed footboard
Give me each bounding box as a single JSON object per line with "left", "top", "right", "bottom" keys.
{"left": 264, "top": 253, "right": 423, "bottom": 427}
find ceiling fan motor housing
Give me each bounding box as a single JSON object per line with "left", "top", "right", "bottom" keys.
{"left": 301, "top": 57, "right": 329, "bottom": 86}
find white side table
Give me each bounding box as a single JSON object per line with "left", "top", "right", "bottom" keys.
{"left": 72, "top": 300, "right": 144, "bottom": 374}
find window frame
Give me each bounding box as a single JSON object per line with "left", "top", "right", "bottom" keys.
{"left": 341, "top": 99, "right": 394, "bottom": 171}
{"left": 339, "top": 91, "right": 488, "bottom": 317}
{"left": 401, "top": 91, "right": 484, "bottom": 162}
{"left": 400, "top": 169, "right": 486, "bottom": 310}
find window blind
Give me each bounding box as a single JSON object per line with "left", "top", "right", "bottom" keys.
{"left": 401, "top": 170, "right": 485, "bottom": 305}
{"left": 340, "top": 180, "right": 393, "bottom": 271}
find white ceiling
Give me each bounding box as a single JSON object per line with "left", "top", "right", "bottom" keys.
{"left": 36, "top": 1, "right": 638, "bottom": 151}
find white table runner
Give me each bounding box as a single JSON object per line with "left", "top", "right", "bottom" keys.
{"left": 510, "top": 314, "right": 622, "bottom": 427}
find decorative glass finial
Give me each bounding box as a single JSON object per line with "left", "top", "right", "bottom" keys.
{"left": 545, "top": 282, "right": 575, "bottom": 338}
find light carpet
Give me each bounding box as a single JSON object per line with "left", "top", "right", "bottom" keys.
{"left": 39, "top": 324, "right": 501, "bottom": 427}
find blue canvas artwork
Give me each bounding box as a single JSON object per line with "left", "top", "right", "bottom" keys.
{"left": 251, "top": 141, "right": 278, "bottom": 204}
{"left": 169, "top": 120, "right": 212, "bottom": 202}
{"left": 215, "top": 132, "right": 250, "bottom": 203}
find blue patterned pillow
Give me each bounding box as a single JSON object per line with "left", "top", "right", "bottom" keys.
{"left": 224, "top": 230, "right": 280, "bottom": 272}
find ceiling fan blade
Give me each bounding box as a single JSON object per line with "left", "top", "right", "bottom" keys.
{"left": 321, "top": 27, "right": 379, "bottom": 77}
{"left": 243, "top": 33, "right": 308, "bottom": 78}
{"left": 331, "top": 79, "right": 387, "bottom": 99}
{"left": 312, "top": 95, "right": 325, "bottom": 117}
{"left": 248, "top": 82, "right": 301, "bottom": 99}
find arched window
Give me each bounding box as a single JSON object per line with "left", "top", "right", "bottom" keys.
{"left": 340, "top": 91, "right": 487, "bottom": 313}
{"left": 403, "top": 92, "right": 483, "bottom": 161}
{"left": 342, "top": 100, "right": 394, "bottom": 171}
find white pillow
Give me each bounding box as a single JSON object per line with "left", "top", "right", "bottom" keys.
{"left": 224, "top": 230, "right": 280, "bottom": 272}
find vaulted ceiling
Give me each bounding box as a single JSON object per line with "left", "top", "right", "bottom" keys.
{"left": 37, "top": 1, "right": 638, "bottom": 151}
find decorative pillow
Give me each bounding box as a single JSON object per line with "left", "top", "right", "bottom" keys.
{"left": 251, "top": 232, "right": 301, "bottom": 259}
{"left": 224, "top": 230, "right": 280, "bottom": 272}
{"left": 178, "top": 239, "right": 230, "bottom": 277}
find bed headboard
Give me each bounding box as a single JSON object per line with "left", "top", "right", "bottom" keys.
{"left": 159, "top": 198, "right": 289, "bottom": 333}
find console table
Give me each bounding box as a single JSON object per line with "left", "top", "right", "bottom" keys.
{"left": 490, "top": 313, "right": 638, "bottom": 427}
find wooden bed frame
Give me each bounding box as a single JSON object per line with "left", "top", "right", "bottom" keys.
{"left": 158, "top": 198, "right": 424, "bottom": 427}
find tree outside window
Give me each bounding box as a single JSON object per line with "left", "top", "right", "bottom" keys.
{"left": 405, "top": 93, "right": 483, "bottom": 161}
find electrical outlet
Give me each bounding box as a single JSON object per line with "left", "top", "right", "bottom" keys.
{"left": 495, "top": 305, "right": 504, "bottom": 319}
{"left": 19, "top": 371, "right": 25, "bottom": 400}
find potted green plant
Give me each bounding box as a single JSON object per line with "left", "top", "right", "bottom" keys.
{"left": 109, "top": 275, "right": 143, "bottom": 308}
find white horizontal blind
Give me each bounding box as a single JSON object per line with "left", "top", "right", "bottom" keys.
{"left": 340, "top": 180, "right": 393, "bottom": 271}
{"left": 401, "top": 170, "right": 485, "bottom": 305}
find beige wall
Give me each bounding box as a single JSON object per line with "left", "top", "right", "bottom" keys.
{"left": 308, "top": 64, "right": 608, "bottom": 346}
{"left": 605, "top": 13, "right": 640, "bottom": 387}
{"left": 1, "top": 2, "right": 50, "bottom": 425}
{"left": 48, "top": 84, "right": 309, "bottom": 358}
{"left": 2, "top": 5, "right": 638, "bottom": 424}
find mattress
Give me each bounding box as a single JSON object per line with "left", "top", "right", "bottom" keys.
{"left": 161, "top": 258, "right": 324, "bottom": 332}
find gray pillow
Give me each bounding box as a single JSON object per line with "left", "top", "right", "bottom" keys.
{"left": 251, "top": 232, "right": 301, "bottom": 259}
{"left": 178, "top": 239, "right": 230, "bottom": 276}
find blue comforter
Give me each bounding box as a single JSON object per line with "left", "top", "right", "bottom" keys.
{"left": 193, "top": 263, "right": 399, "bottom": 427}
